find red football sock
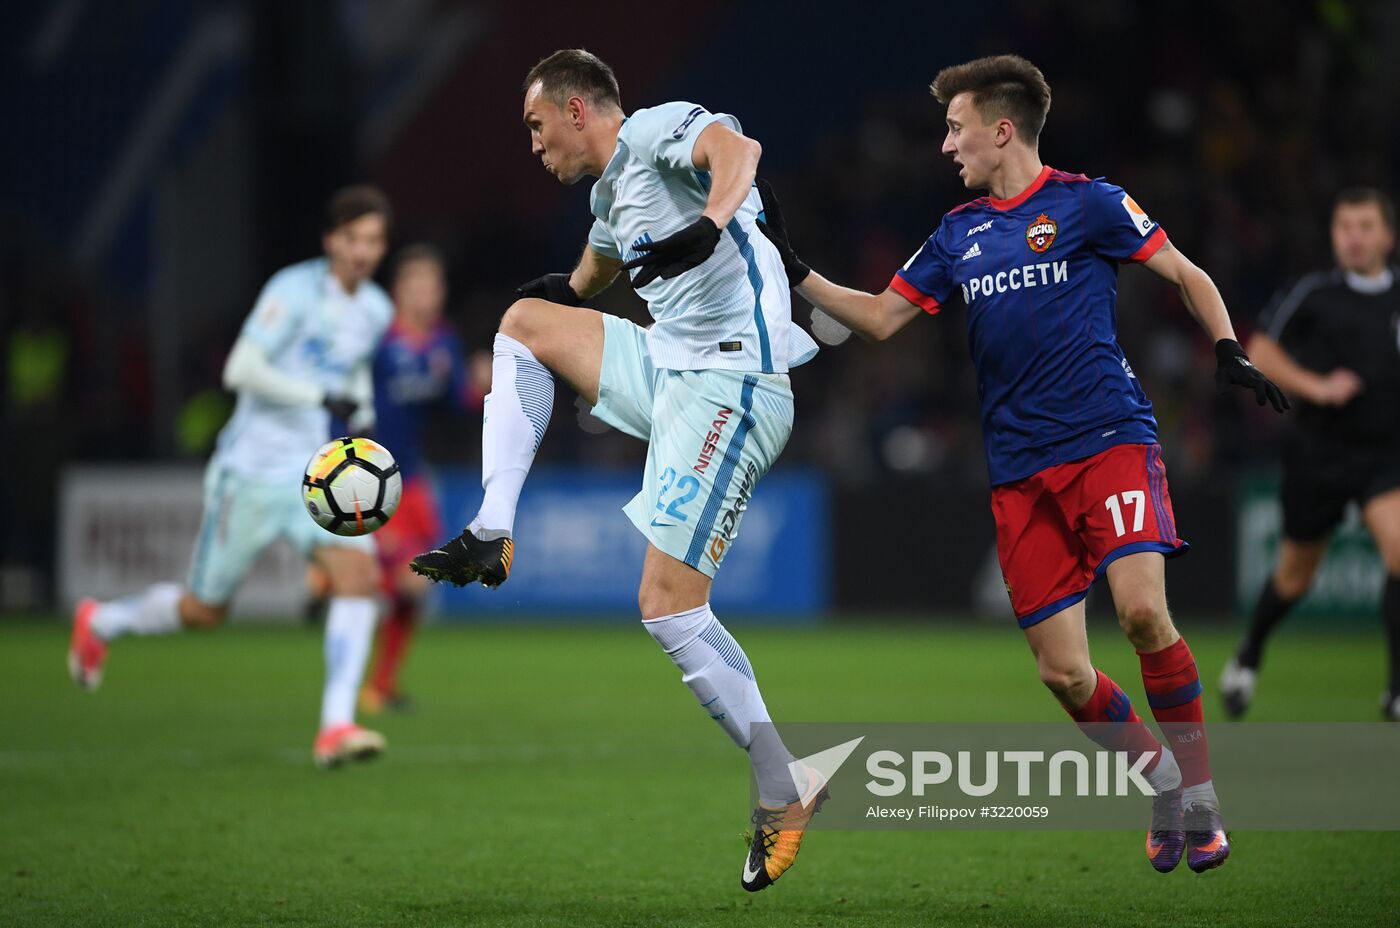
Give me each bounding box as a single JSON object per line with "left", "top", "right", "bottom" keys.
{"left": 1066, "top": 668, "right": 1164, "bottom": 773}
{"left": 1138, "top": 637, "right": 1210, "bottom": 787}
{"left": 371, "top": 596, "right": 417, "bottom": 697}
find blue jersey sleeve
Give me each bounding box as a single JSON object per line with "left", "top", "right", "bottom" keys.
{"left": 623, "top": 101, "right": 740, "bottom": 173}
{"left": 240, "top": 267, "right": 307, "bottom": 356}
{"left": 890, "top": 225, "right": 953, "bottom": 314}
{"left": 1083, "top": 179, "right": 1167, "bottom": 263}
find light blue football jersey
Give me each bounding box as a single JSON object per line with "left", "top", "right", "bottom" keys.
{"left": 212, "top": 258, "right": 393, "bottom": 480}
{"left": 587, "top": 101, "right": 818, "bottom": 374}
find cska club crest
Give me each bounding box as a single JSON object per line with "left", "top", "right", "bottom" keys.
{"left": 1026, "top": 213, "right": 1057, "bottom": 254}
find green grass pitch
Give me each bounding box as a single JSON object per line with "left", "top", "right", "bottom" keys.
{"left": 3, "top": 617, "right": 1397, "bottom": 926}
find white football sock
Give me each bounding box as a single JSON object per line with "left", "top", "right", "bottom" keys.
{"left": 644, "top": 604, "right": 799, "bottom": 805}
{"left": 472, "top": 333, "right": 553, "bottom": 536}
{"left": 1182, "top": 779, "right": 1219, "bottom": 809}
{"left": 89, "top": 583, "right": 182, "bottom": 641}
{"left": 319, "top": 596, "right": 377, "bottom": 730}
{"left": 1146, "top": 747, "right": 1183, "bottom": 793}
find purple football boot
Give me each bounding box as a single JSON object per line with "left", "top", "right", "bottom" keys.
{"left": 1185, "top": 801, "right": 1231, "bottom": 872}
{"left": 1146, "top": 788, "right": 1185, "bottom": 873}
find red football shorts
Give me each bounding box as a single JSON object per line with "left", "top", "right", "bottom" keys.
{"left": 991, "top": 443, "right": 1188, "bottom": 629}
{"left": 376, "top": 476, "right": 443, "bottom": 590}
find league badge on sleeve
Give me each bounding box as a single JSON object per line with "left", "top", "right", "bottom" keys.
{"left": 1026, "top": 214, "right": 1057, "bottom": 254}
{"left": 1121, "top": 194, "right": 1153, "bottom": 236}
{"left": 671, "top": 105, "right": 707, "bottom": 140}
{"left": 252, "top": 295, "right": 285, "bottom": 331}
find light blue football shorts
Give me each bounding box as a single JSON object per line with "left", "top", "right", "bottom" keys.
{"left": 591, "top": 314, "right": 794, "bottom": 578}
{"left": 188, "top": 462, "right": 374, "bottom": 605}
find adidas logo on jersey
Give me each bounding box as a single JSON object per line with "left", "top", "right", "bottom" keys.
{"left": 961, "top": 242, "right": 982, "bottom": 261}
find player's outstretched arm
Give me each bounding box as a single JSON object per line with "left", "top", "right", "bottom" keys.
{"left": 1142, "top": 240, "right": 1237, "bottom": 341}
{"left": 569, "top": 245, "right": 623, "bottom": 299}
{"left": 1245, "top": 331, "right": 1363, "bottom": 407}
{"left": 754, "top": 178, "right": 921, "bottom": 342}
{"left": 797, "top": 274, "right": 922, "bottom": 343}
{"left": 223, "top": 335, "right": 362, "bottom": 419}
{"left": 223, "top": 336, "right": 320, "bottom": 406}
{"left": 517, "top": 246, "right": 622, "bottom": 306}
{"left": 1143, "top": 241, "right": 1289, "bottom": 411}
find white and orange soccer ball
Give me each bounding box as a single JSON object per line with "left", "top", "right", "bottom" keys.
{"left": 302, "top": 437, "right": 402, "bottom": 536}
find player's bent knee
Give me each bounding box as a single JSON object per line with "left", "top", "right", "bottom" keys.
{"left": 179, "top": 594, "right": 226, "bottom": 629}
{"left": 499, "top": 298, "right": 547, "bottom": 345}
{"left": 331, "top": 566, "right": 380, "bottom": 598}
{"left": 1273, "top": 569, "right": 1315, "bottom": 601}
{"left": 637, "top": 580, "right": 706, "bottom": 622}
{"left": 1114, "top": 598, "right": 1167, "bottom": 636}
{"left": 1038, "top": 663, "right": 1093, "bottom": 700}
{"left": 638, "top": 589, "right": 675, "bottom": 622}
{"left": 1275, "top": 541, "right": 1327, "bottom": 598}
{"left": 320, "top": 549, "right": 381, "bottom": 598}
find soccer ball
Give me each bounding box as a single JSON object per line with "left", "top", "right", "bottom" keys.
{"left": 302, "top": 437, "right": 402, "bottom": 536}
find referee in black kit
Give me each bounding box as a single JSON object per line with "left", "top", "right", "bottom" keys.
{"left": 1220, "top": 188, "right": 1400, "bottom": 721}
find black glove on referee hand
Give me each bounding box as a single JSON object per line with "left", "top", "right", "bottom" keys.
{"left": 516, "top": 273, "right": 583, "bottom": 306}
{"left": 621, "top": 217, "right": 721, "bottom": 288}
{"left": 1214, "top": 338, "right": 1290, "bottom": 412}
{"left": 323, "top": 395, "right": 359, "bottom": 422}
{"left": 755, "top": 178, "right": 811, "bottom": 287}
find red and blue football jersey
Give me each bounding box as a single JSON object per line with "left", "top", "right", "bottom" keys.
{"left": 372, "top": 320, "right": 472, "bottom": 479}
{"left": 892, "top": 166, "right": 1168, "bottom": 486}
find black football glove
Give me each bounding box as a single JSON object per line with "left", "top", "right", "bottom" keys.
{"left": 323, "top": 395, "right": 359, "bottom": 422}
{"left": 516, "top": 272, "right": 583, "bottom": 306}
{"left": 621, "top": 216, "right": 721, "bottom": 288}
{"left": 1214, "top": 338, "right": 1289, "bottom": 411}
{"left": 755, "top": 178, "right": 811, "bottom": 287}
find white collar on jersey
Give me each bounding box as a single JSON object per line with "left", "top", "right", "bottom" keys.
{"left": 1344, "top": 267, "right": 1394, "bottom": 294}
{"left": 319, "top": 259, "right": 362, "bottom": 299}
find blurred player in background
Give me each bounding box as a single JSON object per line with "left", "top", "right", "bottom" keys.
{"left": 758, "top": 55, "right": 1288, "bottom": 874}
{"left": 409, "top": 49, "right": 825, "bottom": 891}
{"left": 67, "top": 186, "right": 395, "bottom": 770}
{"left": 1220, "top": 188, "right": 1400, "bottom": 721}
{"left": 359, "top": 243, "right": 483, "bottom": 713}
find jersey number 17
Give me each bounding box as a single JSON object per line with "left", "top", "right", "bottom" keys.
{"left": 1104, "top": 491, "right": 1146, "bottom": 537}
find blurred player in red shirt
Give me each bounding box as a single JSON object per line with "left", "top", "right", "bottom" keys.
{"left": 361, "top": 244, "right": 484, "bottom": 711}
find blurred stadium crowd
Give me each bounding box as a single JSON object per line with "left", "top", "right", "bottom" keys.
{"left": 3, "top": 0, "right": 1398, "bottom": 603}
